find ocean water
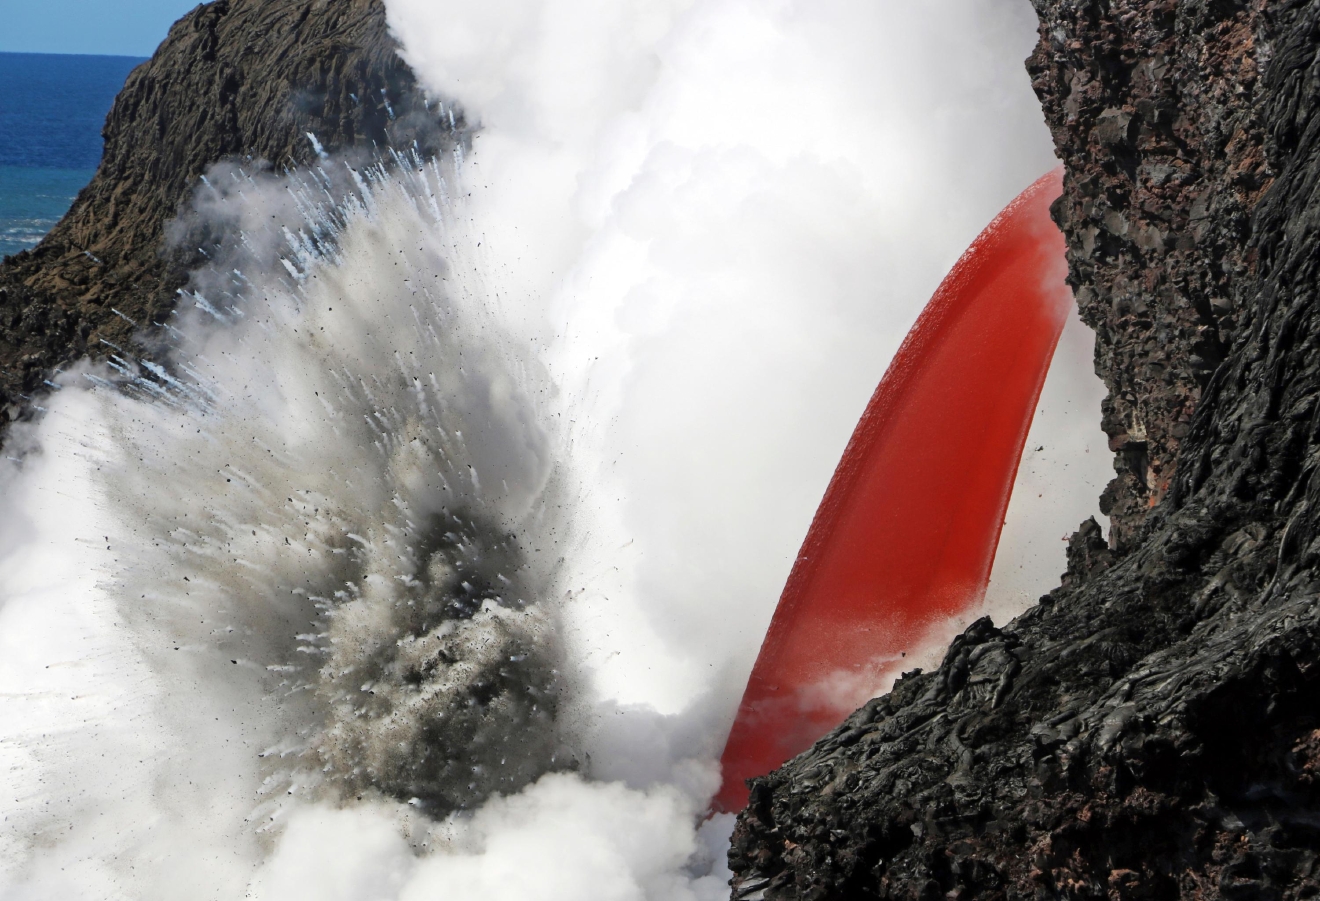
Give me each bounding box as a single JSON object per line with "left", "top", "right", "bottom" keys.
{"left": 0, "top": 51, "right": 144, "bottom": 259}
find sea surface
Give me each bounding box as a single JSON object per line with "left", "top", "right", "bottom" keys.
{"left": 0, "top": 52, "right": 145, "bottom": 259}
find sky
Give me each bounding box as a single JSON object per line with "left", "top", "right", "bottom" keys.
{"left": 0, "top": 0, "right": 197, "bottom": 57}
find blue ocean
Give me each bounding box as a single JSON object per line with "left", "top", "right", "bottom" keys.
{"left": 0, "top": 52, "right": 145, "bottom": 259}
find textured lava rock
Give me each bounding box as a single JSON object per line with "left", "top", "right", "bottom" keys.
{"left": 729, "top": 2, "right": 1320, "bottom": 898}
{"left": 1036, "top": 0, "right": 1273, "bottom": 554}
{"left": 0, "top": 0, "right": 454, "bottom": 425}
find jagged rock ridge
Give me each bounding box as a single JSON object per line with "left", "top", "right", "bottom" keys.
{"left": 0, "top": 0, "right": 453, "bottom": 424}
{"left": 730, "top": 1, "right": 1320, "bottom": 898}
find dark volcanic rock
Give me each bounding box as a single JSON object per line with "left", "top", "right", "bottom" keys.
{"left": 0, "top": 0, "right": 454, "bottom": 425}
{"left": 1039, "top": 0, "right": 1273, "bottom": 554}
{"left": 730, "top": 1, "right": 1320, "bottom": 898}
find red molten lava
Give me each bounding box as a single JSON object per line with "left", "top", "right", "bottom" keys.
{"left": 714, "top": 168, "right": 1070, "bottom": 813}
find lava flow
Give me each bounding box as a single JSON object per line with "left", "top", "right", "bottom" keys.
{"left": 715, "top": 168, "right": 1070, "bottom": 812}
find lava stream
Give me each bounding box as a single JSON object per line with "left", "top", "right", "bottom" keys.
{"left": 716, "top": 168, "right": 1070, "bottom": 812}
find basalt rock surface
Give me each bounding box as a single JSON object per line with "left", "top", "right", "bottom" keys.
{"left": 0, "top": 0, "right": 454, "bottom": 424}
{"left": 730, "top": 1, "right": 1320, "bottom": 898}
{"left": 1040, "top": 0, "right": 1273, "bottom": 554}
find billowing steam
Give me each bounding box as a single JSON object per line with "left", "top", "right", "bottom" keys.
{"left": 0, "top": 1, "right": 1110, "bottom": 898}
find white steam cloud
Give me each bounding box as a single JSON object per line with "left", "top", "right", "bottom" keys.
{"left": 0, "top": 1, "right": 1110, "bottom": 898}
{"left": 385, "top": 0, "right": 1110, "bottom": 708}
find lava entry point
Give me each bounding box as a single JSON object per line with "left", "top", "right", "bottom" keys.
{"left": 716, "top": 169, "right": 1069, "bottom": 813}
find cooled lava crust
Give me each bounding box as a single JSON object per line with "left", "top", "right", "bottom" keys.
{"left": 729, "top": 2, "right": 1320, "bottom": 898}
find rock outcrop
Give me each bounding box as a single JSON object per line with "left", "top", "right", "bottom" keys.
{"left": 1042, "top": 0, "right": 1272, "bottom": 553}
{"left": 0, "top": 0, "right": 453, "bottom": 425}
{"left": 729, "top": 1, "right": 1320, "bottom": 898}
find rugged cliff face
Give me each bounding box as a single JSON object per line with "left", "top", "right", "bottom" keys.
{"left": 729, "top": 1, "right": 1320, "bottom": 898}
{"left": 0, "top": 0, "right": 452, "bottom": 424}
{"left": 1041, "top": 0, "right": 1272, "bottom": 554}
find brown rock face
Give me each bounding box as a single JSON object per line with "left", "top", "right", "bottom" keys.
{"left": 1032, "top": 0, "right": 1272, "bottom": 553}
{"left": 729, "top": 2, "right": 1320, "bottom": 899}
{"left": 0, "top": 0, "right": 452, "bottom": 423}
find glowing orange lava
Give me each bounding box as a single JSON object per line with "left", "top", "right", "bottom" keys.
{"left": 715, "top": 169, "right": 1069, "bottom": 813}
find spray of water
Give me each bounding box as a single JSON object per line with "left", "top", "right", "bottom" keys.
{"left": 0, "top": 1, "right": 1112, "bottom": 898}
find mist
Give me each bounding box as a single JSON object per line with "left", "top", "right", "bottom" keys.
{"left": 0, "top": 1, "right": 1110, "bottom": 898}
{"left": 386, "top": 0, "right": 1110, "bottom": 713}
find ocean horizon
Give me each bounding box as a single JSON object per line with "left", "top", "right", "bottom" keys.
{"left": 0, "top": 51, "right": 145, "bottom": 258}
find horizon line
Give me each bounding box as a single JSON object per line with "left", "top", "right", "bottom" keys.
{"left": 0, "top": 49, "right": 149, "bottom": 60}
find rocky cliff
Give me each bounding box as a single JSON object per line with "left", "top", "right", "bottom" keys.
{"left": 729, "top": 1, "right": 1320, "bottom": 898}
{"left": 0, "top": 0, "right": 453, "bottom": 425}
